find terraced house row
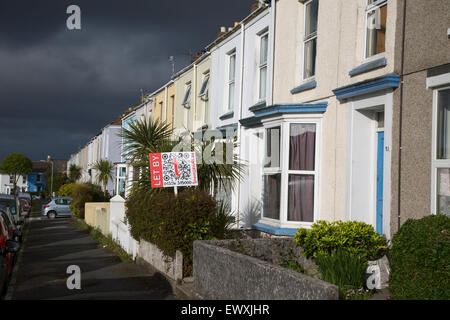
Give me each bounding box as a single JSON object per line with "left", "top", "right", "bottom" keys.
{"left": 68, "top": 0, "right": 450, "bottom": 240}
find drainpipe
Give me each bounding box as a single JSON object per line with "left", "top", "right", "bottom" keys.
{"left": 236, "top": 19, "right": 246, "bottom": 229}
{"left": 397, "top": 0, "right": 407, "bottom": 232}
{"left": 164, "top": 85, "right": 168, "bottom": 123}
{"left": 269, "top": 0, "right": 276, "bottom": 106}
{"left": 193, "top": 64, "right": 198, "bottom": 131}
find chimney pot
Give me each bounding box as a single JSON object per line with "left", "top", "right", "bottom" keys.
{"left": 220, "top": 26, "right": 226, "bottom": 32}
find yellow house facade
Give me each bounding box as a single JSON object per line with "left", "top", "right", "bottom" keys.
{"left": 172, "top": 53, "right": 211, "bottom": 134}
{"left": 146, "top": 80, "right": 176, "bottom": 130}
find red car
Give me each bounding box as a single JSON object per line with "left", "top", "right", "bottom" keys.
{"left": 0, "top": 214, "right": 20, "bottom": 297}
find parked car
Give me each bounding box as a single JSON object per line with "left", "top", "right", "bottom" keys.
{"left": 18, "top": 198, "right": 31, "bottom": 216}
{"left": 0, "top": 213, "right": 20, "bottom": 297}
{"left": 0, "top": 205, "right": 22, "bottom": 243}
{"left": 0, "top": 195, "right": 21, "bottom": 225}
{"left": 41, "top": 197, "right": 73, "bottom": 219}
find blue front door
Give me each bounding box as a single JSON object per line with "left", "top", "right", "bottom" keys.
{"left": 376, "top": 131, "right": 384, "bottom": 235}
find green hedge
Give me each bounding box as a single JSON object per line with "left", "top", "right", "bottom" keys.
{"left": 294, "top": 220, "right": 388, "bottom": 262}
{"left": 389, "top": 214, "right": 450, "bottom": 300}
{"left": 126, "top": 188, "right": 229, "bottom": 276}
{"left": 58, "top": 182, "right": 107, "bottom": 219}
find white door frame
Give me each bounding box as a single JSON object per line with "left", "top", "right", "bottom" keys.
{"left": 346, "top": 90, "right": 393, "bottom": 239}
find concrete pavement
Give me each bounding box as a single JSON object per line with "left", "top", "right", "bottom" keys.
{"left": 8, "top": 216, "right": 176, "bottom": 300}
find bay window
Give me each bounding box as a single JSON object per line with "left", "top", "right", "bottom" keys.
{"left": 262, "top": 119, "right": 320, "bottom": 227}
{"left": 432, "top": 88, "right": 450, "bottom": 217}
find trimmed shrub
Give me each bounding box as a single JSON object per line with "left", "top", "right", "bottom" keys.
{"left": 126, "top": 188, "right": 225, "bottom": 276}
{"left": 389, "top": 214, "right": 450, "bottom": 300}
{"left": 294, "top": 220, "right": 388, "bottom": 262}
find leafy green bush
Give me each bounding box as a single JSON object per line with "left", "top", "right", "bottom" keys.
{"left": 294, "top": 220, "right": 388, "bottom": 262}
{"left": 389, "top": 214, "right": 450, "bottom": 300}
{"left": 126, "top": 188, "right": 230, "bottom": 276}
{"left": 58, "top": 183, "right": 80, "bottom": 197}
{"left": 58, "top": 183, "right": 107, "bottom": 219}
{"left": 315, "top": 249, "right": 368, "bottom": 298}
{"left": 70, "top": 184, "right": 93, "bottom": 219}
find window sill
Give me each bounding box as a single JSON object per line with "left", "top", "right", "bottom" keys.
{"left": 349, "top": 57, "right": 387, "bottom": 77}
{"left": 219, "top": 111, "right": 234, "bottom": 120}
{"left": 252, "top": 222, "right": 298, "bottom": 236}
{"left": 290, "top": 79, "right": 317, "bottom": 94}
{"left": 248, "top": 100, "right": 267, "bottom": 112}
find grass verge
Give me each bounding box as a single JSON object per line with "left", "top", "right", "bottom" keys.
{"left": 72, "top": 217, "right": 132, "bottom": 263}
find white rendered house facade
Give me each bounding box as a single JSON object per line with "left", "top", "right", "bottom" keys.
{"left": 208, "top": 3, "right": 275, "bottom": 228}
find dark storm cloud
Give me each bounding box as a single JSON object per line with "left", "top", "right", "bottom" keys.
{"left": 0, "top": 0, "right": 256, "bottom": 162}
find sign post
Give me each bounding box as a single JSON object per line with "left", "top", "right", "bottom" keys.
{"left": 149, "top": 152, "right": 198, "bottom": 196}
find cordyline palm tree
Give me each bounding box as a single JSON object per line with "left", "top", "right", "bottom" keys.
{"left": 119, "top": 118, "right": 178, "bottom": 190}
{"left": 120, "top": 117, "right": 245, "bottom": 196}
{"left": 93, "top": 159, "right": 114, "bottom": 198}
{"left": 180, "top": 131, "right": 245, "bottom": 195}
{"left": 68, "top": 164, "right": 82, "bottom": 183}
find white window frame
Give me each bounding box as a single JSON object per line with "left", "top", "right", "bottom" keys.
{"left": 115, "top": 164, "right": 127, "bottom": 196}
{"left": 364, "top": 0, "right": 387, "bottom": 61}
{"left": 260, "top": 115, "right": 322, "bottom": 229}
{"left": 199, "top": 72, "right": 210, "bottom": 125}
{"left": 302, "top": 0, "right": 319, "bottom": 81}
{"left": 227, "top": 50, "right": 236, "bottom": 112}
{"left": 198, "top": 72, "right": 210, "bottom": 99}
{"left": 258, "top": 30, "right": 269, "bottom": 102}
{"left": 182, "top": 82, "right": 192, "bottom": 108}
{"left": 431, "top": 85, "right": 450, "bottom": 215}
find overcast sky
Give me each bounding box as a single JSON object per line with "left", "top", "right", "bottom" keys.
{"left": 0, "top": 0, "right": 255, "bottom": 163}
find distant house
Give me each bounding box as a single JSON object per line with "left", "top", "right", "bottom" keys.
{"left": 0, "top": 170, "right": 28, "bottom": 194}
{"left": 27, "top": 161, "right": 50, "bottom": 193}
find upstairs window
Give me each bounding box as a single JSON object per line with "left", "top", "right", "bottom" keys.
{"left": 259, "top": 32, "right": 269, "bottom": 101}
{"left": 22, "top": 176, "right": 26, "bottom": 184}
{"left": 182, "top": 83, "right": 192, "bottom": 108}
{"left": 9, "top": 175, "right": 14, "bottom": 184}
{"left": 227, "top": 51, "right": 236, "bottom": 111}
{"left": 366, "top": 0, "right": 387, "bottom": 58}
{"left": 303, "top": 0, "right": 319, "bottom": 80}
{"left": 159, "top": 101, "right": 164, "bottom": 121}
{"left": 199, "top": 73, "right": 210, "bottom": 99}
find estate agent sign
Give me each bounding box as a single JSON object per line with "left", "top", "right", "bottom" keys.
{"left": 149, "top": 152, "right": 198, "bottom": 189}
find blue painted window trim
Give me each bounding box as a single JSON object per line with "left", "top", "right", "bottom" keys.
{"left": 252, "top": 222, "right": 297, "bottom": 237}
{"left": 239, "top": 116, "right": 262, "bottom": 127}
{"left": 333, "top": 73, "right": 400, "bottom": 100}
{"left": 250, "top": 102, "right": 328, "bottom": 119}
{"left": 349, "top": 57, "right": 387, "bottom": 77}
{"left": 290, "top": 80, "right": 317, "bottom": 94}
{"left": 248, "top": 101, "right": 266, "bottom": 112}
{"left": 219, "top": 111, "right": 234, "bottom": 120}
